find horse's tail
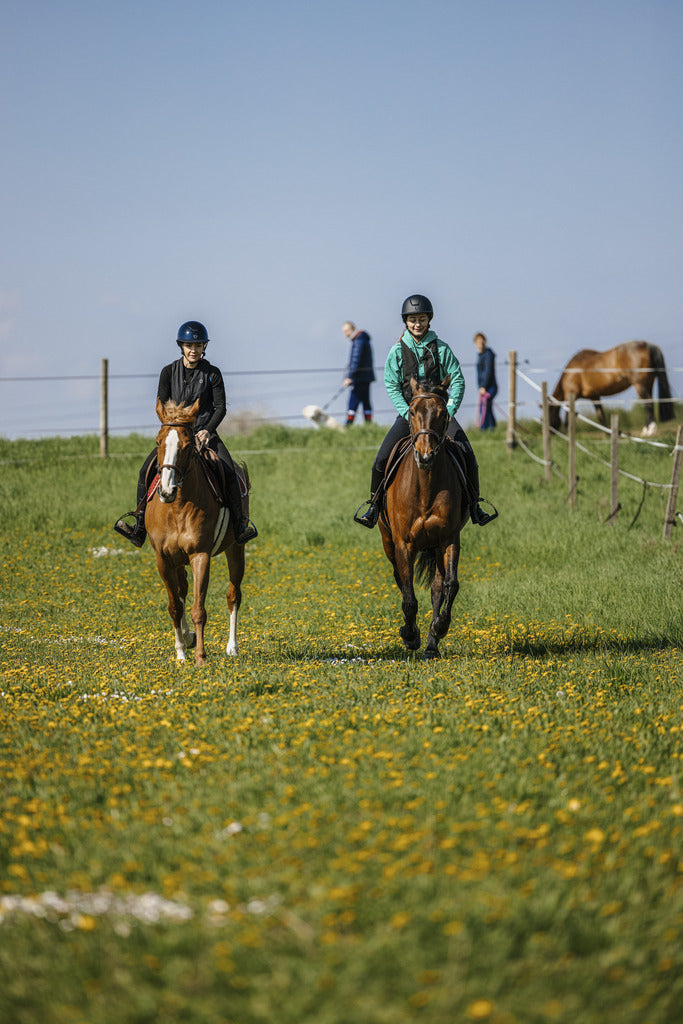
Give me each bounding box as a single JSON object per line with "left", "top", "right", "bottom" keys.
{"left": 415, "top": 549, "right": 437, "bottom": 588}
{"left": 649, "top": 345, "right": 675, "bottom": 422}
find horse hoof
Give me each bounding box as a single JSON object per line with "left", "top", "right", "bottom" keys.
{"left": 400, "top": 626, "right": 420, "bottom": 650}
{"left": 423, "top": 647, "right": 440, "bottom": 660}
{"left": 186, "top": 633, "right": 197, "bottom": 649}
{"left": 226, "top": 643, "right": 238, "bottom": 657}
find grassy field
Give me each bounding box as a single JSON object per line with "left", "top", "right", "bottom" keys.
{"left": 1, "top": 420, "right": 682, "bottom": 1024}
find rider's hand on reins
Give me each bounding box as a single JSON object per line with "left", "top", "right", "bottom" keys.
{"left": 195, "top": 429, "right": 210, "bottom": 449}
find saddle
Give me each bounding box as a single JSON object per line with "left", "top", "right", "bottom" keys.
{"left": 143, "top": 445, "right": 248, "bottom": 516}
{"left": 377, "top": 436, "right": 469, "bottom": 527}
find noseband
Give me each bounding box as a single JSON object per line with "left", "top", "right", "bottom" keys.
{"left": 409, "top": 392, "right": 449, "bottom": 456}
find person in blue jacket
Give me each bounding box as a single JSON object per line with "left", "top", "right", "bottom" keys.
{"left": 342, "top": 321, "right": 375, "bottom": 425}
{"left": 354, "top": 295, "right": 497, "bottom": 529}
{"left": 474, "top": 331, "right": 497, "bottom": 430}
{"left": 113, "top": 321, "right": 258, "bottom": 548}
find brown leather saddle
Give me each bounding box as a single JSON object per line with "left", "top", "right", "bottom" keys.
{"left": 144, "top": 445, "right": 248, "bottom": 513}
{"left": 377, "top": 436, "right": 469, "bottom": 527}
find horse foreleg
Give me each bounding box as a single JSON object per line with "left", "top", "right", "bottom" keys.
{"left": 175, "top": 566, "right": 196, "bottom": 652}
{"left": 394, "top": 544, "right": 420, "bottom": 651}
{"left": 425, "top": 543, "right": 460, "bottom": 660}
{"left": 225, "top": 544, "right": 244, "bottom": 657}
{"left": 155, "top": 555, "right": 191, "bottom": 661}
{"left": 189, "top": 553, "right": 211, "bottom": 665}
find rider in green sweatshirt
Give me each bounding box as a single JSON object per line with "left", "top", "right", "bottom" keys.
{"left": 354, "top": 294, "right": 497, "bottom": 529}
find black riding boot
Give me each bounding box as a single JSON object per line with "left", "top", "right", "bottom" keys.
{"left": 354, "top": 468, "right": 383, "bottom": 528}
{"left": 462, "top": 446, "right": 498, "bottom": 526}
{"left": 225, "top": 471, "right": 258, "bottom": 544}
{"left": 113, "top": 507, "right": 147, "bottom": 547}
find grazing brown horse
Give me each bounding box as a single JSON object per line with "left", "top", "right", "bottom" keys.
{"left": 146, "top": 398, "right": 249, "bottom": 664}
{"left": 379, "top": 377, "right": 468, "bottom": 659}
{"left": 549, "top": 341, "right": 674, "bottom": 436}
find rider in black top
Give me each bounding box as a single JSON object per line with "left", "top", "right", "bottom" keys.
{"left": 113, "top": 321, "right": 258, "bottom": 548}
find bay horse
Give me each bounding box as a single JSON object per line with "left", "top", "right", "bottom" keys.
{"left": 549, "top": 341, "right": 674, "bottom": 436}
{"left": 145, "top": 397, "right": 249, "bottom": 664}
{"left": 379, "top": 377, "right": 468, "bottom": 659}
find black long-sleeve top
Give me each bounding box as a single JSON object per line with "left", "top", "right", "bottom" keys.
{"left": 157, "top": 357, "right": 227, "bottom": 433}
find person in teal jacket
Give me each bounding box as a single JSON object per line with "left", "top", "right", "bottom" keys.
{"left": 354, "top": 294, "right": 497, "bottom": 528}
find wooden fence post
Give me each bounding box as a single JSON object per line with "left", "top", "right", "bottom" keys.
{"left": 541, "top": 381, "right": 552, "bottom": 484}
{"left": 100, "top": 358, "right": 108, "bottom": 459}
{"left": 506, "top": 350, "right": 517, "bottom": 451}
{"left": 568, "top": 392, "right": 577, "bottom": 508}
{"left": 663, "top": 424, "right": 683, "bottom": 541}
{"left": 609, "top": 413, "right": 619, "bottom": 524}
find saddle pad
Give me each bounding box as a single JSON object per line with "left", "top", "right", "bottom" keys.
{"left": 211, "top": 506, "right": 230, "bottom": 556}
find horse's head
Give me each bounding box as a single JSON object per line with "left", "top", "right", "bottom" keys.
{"left": 155, "top": 398, "right": 200, "bottom": 503}
{"left": 408, "top": 375, "right": 451, "bottom": 469}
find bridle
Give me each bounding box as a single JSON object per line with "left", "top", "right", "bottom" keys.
{"left": 157, "top": 422, "right": 197, "bottom": 492}
{"left": 408, "top": 391, "right": 449, "bottom": 458}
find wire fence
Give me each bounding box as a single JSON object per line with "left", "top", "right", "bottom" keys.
{"left": 0, "top": 362, "right": 487, "bottom": 439}
{"left": 1, "top": 355, "right": 680, "bottom": 440}
{"left": 507, "top": 358, "right": 683, "bottom": 539}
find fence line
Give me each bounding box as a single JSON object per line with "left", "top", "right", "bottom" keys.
{"left": 508, "top": 354, "right": 682, "bottom": 539}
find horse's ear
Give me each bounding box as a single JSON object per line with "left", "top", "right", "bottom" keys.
{"left": 440, "top": 374, "right": 451, "bottom": 390}
{"left": 188, "top": 399, "right": 201, "bottom": 421}
{"left": 156, "top": 397, "right": 166, "bottom": 423}
{"left": 410, "top": 376, "right": 420, "bottom": 395}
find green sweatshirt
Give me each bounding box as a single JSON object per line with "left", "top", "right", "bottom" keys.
{"left": 384, "top": 329, "right": 466, "bottom": 419}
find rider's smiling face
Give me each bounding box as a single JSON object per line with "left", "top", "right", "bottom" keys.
{"left": 405, "top": 314, "right": 430, "bottom": 340}
{"left": 181, "top": 341, "right": 206, "bottom": 368}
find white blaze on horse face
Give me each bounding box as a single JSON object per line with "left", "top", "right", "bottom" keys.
{"left": 160, "top": 428, "right": 180, "bottom": 501}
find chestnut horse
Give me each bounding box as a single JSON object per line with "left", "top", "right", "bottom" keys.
{"left": 379, "top": 377, "right": 468, "bottom": 659}
{"left": 549, "top": 341, "right": 674, "bottom": 436}
{"left": 146, "top": 398, "right": 249, "bottom": 664}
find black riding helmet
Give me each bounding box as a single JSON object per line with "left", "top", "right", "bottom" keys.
{"left": 177, "top": 321, "right": 210, "bottom": 348}
{"left": 401, "top": 295, "right": 433, "bottom": 322}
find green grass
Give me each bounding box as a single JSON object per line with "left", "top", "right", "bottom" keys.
{"left": 0, "top": 422, "right": 682, "bottom": 1023}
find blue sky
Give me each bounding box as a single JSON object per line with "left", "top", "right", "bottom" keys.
{"left": 2, "top": 0, "right": 681, "bottom": 437}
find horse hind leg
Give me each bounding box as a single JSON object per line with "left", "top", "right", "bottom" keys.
{"left": 594, "top": 401, "right": 607, "bottom": 427}
{"left": 636, "top": 378, "right": 657, "bottom": 435}
{"left": 225, "top": 545, "right": 244, "bottom": 657}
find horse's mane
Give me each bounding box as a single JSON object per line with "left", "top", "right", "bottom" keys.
{"left": 411, "top": 380, "right": 450, "bottom": 404}
{"left": 158, "top": 398, "right": 198, "bottom": 425}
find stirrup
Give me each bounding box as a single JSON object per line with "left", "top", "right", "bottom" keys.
{"left": 471, "top": 498, "right": 499, "bottom": 526}
{"left": 235, "top": 518, "right": 258, "bottom": 544}
{"left": 113, "top": 511, "right": 146, "bottom": 547}
{"left": 353, "top": 500, "right": 379, "bottom": 528}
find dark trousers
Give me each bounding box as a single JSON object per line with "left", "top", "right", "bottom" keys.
{"left": 370, "top": 415, "right": 479, "bottom": 499}
{"left": 347, "top": 382, "right": 373, "bottom": 421}
{"left": 477, "top": 388, "right": 497, "bottom": 430}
